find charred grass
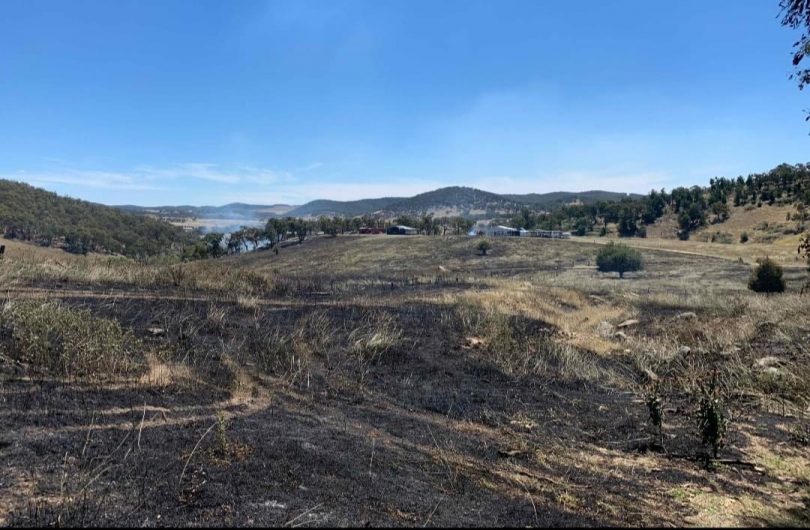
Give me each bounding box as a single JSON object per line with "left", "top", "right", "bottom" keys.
{"left": 1, "top": 235, "right": 809, "bottom": 526}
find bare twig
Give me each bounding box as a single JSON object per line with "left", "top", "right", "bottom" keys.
{"left": 369, "top": 438, "right": 376, "bottom": 477}
{"left": 137, "top": 402, "right": 146, "bottom": 451}
{"left": 283, "top": 503, "right": 323, "bottom": 527}
{"left": 81, "top": 411, "right": 97, "bottom": 461}
{"left": 519, "top": 480, "right": 538, "bottom": 525}
{"left": 178, "top": 421, "right": 217, "bottom": 486}
{"left": 422, "top": 499, "right": 442, "bottom": 527}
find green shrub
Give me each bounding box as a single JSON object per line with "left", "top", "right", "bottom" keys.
{"left": 596, "top": 242, "right": 643, "bottom": 279}
{"left": 748, "top": 257, "right": 786, "bottom": 293}
{"left": 696, "top": 375, "right": 729, "bottom": 460}
{"left": 646, "top": 385, "right": 664, "bottom": 450}
{"left": 0, "top": 300, "right": 141, "bottom": 378}
{"left": 476, "top": 239, "right": 491, "bottom": 255}
{"left": 740, "top": 232, "right": 749, "bottom": 243}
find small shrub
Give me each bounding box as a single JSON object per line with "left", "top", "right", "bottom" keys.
{"left": 476, "top": 239, "right": 491, "bottom": 256}
{"left": 740, "top": 232, "right": 749, "bottom": 243}
{"left": 696, "top": 374, "right": 729, "bottom": 460}
{"left": 646, "top": 384, "right": 664, "bottom": 450}
{"left": 596, "top": 242, "right": 643, "bottom": 279}
{"left": 748, "top": 257, "right": 786, "bottom": 293}
{"left": 800, "top": 235, "right": 810, "bottom": 294}
{"left": 201, "top": 410, "right": 253, "bottom": 465}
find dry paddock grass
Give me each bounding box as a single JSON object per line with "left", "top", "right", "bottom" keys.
{"left": 0, "top": 235, "right": 809, "bottom": 527}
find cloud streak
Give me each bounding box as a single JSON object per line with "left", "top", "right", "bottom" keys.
{"left": 2, "top": 163, "right": 297, "bottom": 193}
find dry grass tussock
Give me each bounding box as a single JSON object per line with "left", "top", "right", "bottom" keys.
{"left": 0, "top": 298, "right": 143, "bottom": 379}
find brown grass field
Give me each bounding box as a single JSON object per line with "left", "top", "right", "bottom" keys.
{"left": 1, "top": 233, "right": 809, "bottom": 526}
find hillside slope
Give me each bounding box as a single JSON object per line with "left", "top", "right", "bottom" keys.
{"left": 285, "top": 197, "right": 404, "bottom": 218}
{"left": 380, "top": 186, "right": 521, "bottom": 218}
{"left": 504, "top": 190, "right": 644, "bottom": 210}
{"left": 0, "top": 179, "right": 194, "bottom": 257}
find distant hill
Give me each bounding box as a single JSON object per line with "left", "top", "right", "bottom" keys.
{"left": 503, "top": 190, "right": 644, "bottom": 210}
{"left": 285, "top": 197, "right": 404, "bottom": 218}
{"left": 117, "top": 202, "right": 295, "bottom": 220}
{"left": 1, "top": 180, "right": 194, "bottom": 257}
{"left": 380, "top": 186, "right": 521, "bottom": 218}
{"left": 117, "top": 187, "right": 643, "bottom": 221}
{"left": 287, "top": 188, "right": 636, "bottom": 218}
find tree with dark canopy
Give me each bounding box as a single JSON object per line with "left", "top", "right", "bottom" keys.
{"left": 748, "top": 257, "right": 786, "bottom": 293}
{"left": 596, "top": 242, "right": 643, "bottom": 279}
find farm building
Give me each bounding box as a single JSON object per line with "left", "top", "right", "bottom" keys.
{"left": 468, "top": 224, "right": 521, "bottom": 237}
{"left": 529, "top": 229, "right": 572, "bottom": 239}
{"left": 386, "top": 225, "right": 419, "bottom": 235}
{"left": 359, "top": 227, "right": 385, "bottom": 234}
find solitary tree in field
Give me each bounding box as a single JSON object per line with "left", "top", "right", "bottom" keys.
{"left": 748, "top": 257, "right": 786, "bottom": 293}
{"left": 596, "top": 242, "right": 643, "bottom": 278}
{"left": 477, "top": 239, "right": 491, "bottom": 256}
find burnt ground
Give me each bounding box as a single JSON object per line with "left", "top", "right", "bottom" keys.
{"left": 1, "top": 279, "right": 808, "bottom": 528}
{"left": 3, "top": 226, "right": 810, "bottom": 530}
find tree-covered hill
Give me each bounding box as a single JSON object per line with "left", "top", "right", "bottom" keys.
{"left": 0, "top": 180, "right": 195, "bottom": 257}
{"left": 380, "top": 186, "right": 520, "bottom": 217}
{"left": 503, "top": 190, "right": 644, "bottom": 210}
{"left": 286, "top": 197, "right": 405, "bottom": 218}
{"left": 274, "top": 188, "right": 641, "bottom": 219}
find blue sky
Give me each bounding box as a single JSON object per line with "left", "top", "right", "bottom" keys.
{"left": 1, "top": 0, "right": 808, "bottom": 206}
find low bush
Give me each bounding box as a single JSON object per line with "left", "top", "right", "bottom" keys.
{"left": 748, "top": 257, "right": 786, "bottom": 293}
{"left": 476, "top": 239, "right": 491, "bottom": 255}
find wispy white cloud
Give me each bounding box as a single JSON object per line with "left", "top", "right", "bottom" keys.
{"left": 3, "top": 163, "right": 297, "bottom": 193}
{"left": 134, "top": 163, "right": 294, "bottom": 185}
{"left": 4, "top": 169, "right": 162, "bottom": 191}
{"left": 295, "top": 162, "right": 324, "bottom": 172}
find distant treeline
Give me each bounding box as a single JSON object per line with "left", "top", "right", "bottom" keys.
{"left": 0, "top": 180, "right": 194, "bottom": 257}
{"left": 185, "top": 215, "right": 478, "bottom": 259}
{"left": 497, "top": 163, "right": 810, "bottom": 240}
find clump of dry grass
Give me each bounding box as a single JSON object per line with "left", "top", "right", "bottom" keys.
{"left": 245, "top": 310, "right": 333, "bottom": 387}
{"left": 0, "top": 299, "right": 143, "bottom": 379}
{"left": 205, "top": 304, "right": 230, "bottom": 334}
{"left": 440, "top": 299, "right": 606, "bottom": 383}
{"left": 347, "top": 309, "right": 403, "bottom": 382}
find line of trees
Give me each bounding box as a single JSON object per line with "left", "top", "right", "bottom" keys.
{"left": 498, "top": 163, "right": 810, "bottom": 240}
{"left": 182, "top": 213, "right": 477, "bottom": 260}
